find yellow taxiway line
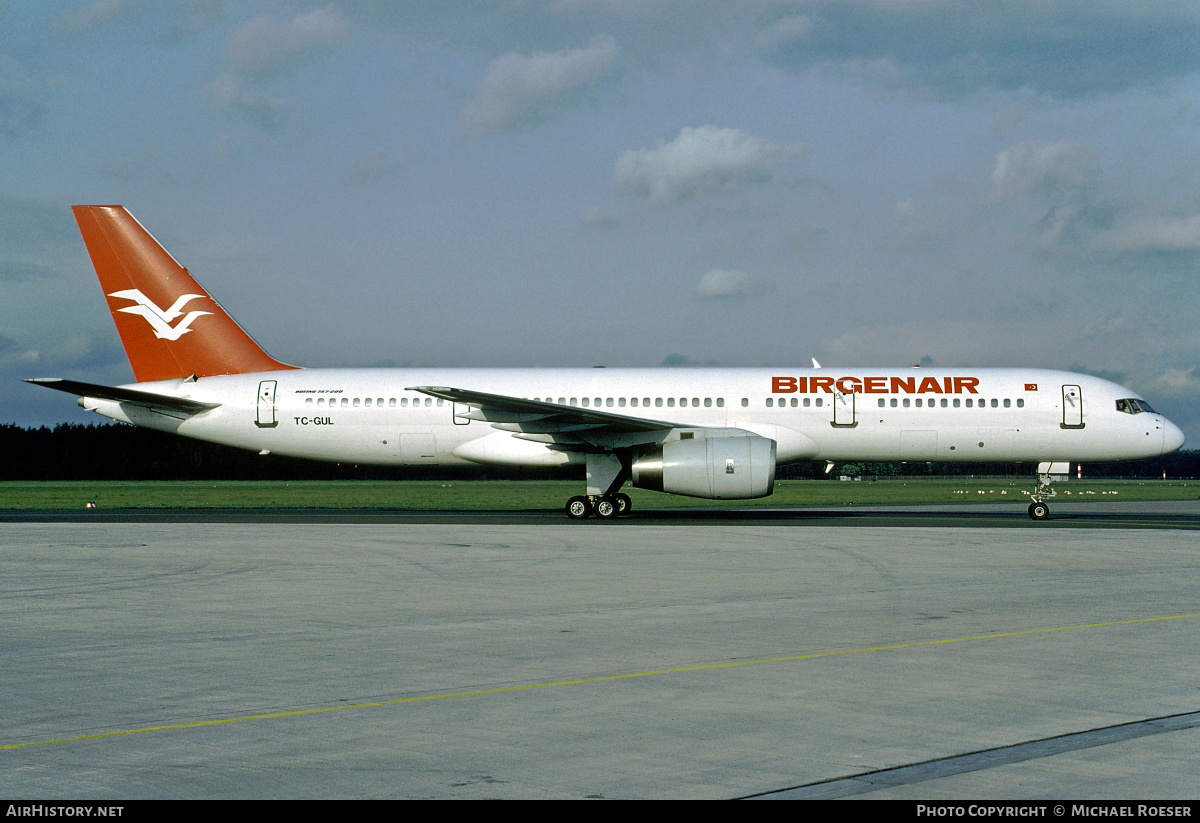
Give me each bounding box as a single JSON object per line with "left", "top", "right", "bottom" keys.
{"left": 4, "top": 613, "right": 1197, "bottom": 752}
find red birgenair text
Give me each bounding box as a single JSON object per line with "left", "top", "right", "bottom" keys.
{"left": 772, "top": 376, "right": 980, "bottom": 394}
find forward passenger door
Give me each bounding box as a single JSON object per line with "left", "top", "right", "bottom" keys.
{"left": 1062, "top": 384, "right": 1084, "bottom": 428}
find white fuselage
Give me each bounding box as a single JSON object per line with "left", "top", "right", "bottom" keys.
{"left": 81, "top": 367, "right": 1184, "bottom": 468}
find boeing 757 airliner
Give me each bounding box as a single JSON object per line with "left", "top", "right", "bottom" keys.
{"left": 27, "top": 206, "right": 1185, "bottom": 519}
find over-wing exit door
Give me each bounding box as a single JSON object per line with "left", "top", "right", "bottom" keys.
{"left": 832, "top": 390, "right": 857, "bottom": 427}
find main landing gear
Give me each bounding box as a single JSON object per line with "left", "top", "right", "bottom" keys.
{"left": 566, "top": 452, "right": 634, "bottom": 520}
{"left": 565, "top": 493, "right": 632, "bottom": 520}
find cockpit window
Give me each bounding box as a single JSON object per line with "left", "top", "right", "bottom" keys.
{"left": 1116, "top": 398, "right": 1156, "bottom": 415}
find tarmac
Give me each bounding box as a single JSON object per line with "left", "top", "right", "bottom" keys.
{"left": 2, "top": 501, "right": 1198, "bottom": 799}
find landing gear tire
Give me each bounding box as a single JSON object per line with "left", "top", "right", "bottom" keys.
{"left": 615, "top": 493, "right": 632, "bottom": 515}
{"left": 594, "top": 497, "right": 619, "bottom": 519}
{"left": 1028, "top": 501, "right": 1049, "bottom": 521}
{"left": 566, "top": 496, "right": 592, "bottom": 520}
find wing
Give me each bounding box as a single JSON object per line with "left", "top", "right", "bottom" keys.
{"left": 25, "top": 378, "right": 220, "bottom": 415}
{"left": 408, "top": 385, "right": 683, "bottom": 451}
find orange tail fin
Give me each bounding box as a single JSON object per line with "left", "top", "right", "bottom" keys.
{"left": 73, "top": 205, "right": 297, "bottom": 382}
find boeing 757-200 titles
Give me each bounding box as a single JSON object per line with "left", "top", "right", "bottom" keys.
{"left": 27, "top": 206, "right": 1185, "bottom": 519}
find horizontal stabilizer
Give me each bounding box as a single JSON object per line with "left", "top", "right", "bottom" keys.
{"left": 25, "top": 378, "right": 220, "bottom": 414}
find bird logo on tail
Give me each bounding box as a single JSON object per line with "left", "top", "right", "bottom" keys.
{"left": 107, "top": 289, "right": 213, "bottom": 341}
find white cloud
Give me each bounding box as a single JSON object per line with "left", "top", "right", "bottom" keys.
{"left": 614, "top": 126, "right": 796, "bottom": 204}
{"left": 225, "top": 6, "right": 351, "bottom": 78}
{"left": 1156, "top": 367, "right": 1200, "bottom": 392}
{"left": 757, "top": 3, "right": 1200, "bottom": 99}
{"left": 1096, "top": 214, "right": 1200, "bottom": 253}
{"left": 580, "top": 206, "right": 620, "bottom": 229}
{"left": 52, "top": 0, "right": 138, "bottom": 33}
{"left": 1036, "top": 204, "right": 1081, "bottom": 252}
{"left": 348, "top": 149, "right": 411, "bottom": 184}
{"left": 0, "top": 332, "right": 38, "bottom": 367}
{"left": 755, "top": 14, "right": 814, "bottom": 51}
{"left": 988, "top": 140, "right": 1094, "bottom": 201}
{"left": 695, "top": 269, "right": 764, "bottom": 300}
{"left": 460, "top": 35, "right": 619, "bottom": 136}
{"left": 0, "top": 56, "right": 46, "bottom": 137}
{"left": 204, "top": 73, "right": 283, "bottom": 132}
{"left": 1081, "top": 314, "right": 1140, "bottom": 341}
{"left": 821, "top": 319, "right": 1052, "bottom": 367}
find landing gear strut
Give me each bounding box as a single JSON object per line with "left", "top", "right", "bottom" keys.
{"left": 1028, "top": 461, "right": 1066, "bottom": 521}
{"left": 565, "top": 452, "right": 634, "bottom": 520}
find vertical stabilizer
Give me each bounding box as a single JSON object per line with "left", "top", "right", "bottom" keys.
{"left": 73, "top": 205, "right": 297, "bottom": 382}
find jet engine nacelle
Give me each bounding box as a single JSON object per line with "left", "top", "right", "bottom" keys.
{"left": 631, "top": 436, "right": 776, "bottom": 499}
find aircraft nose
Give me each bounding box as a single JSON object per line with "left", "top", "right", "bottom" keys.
{"left": 1162, "top": 419, "right": 1186, "bottom": 455}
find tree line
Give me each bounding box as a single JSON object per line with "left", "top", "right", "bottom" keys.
{"left": 0, "top": 423, "right": 557, "bottom": 482}
{"left": 1, "top": 423, "right": 1194, "bottom": 481}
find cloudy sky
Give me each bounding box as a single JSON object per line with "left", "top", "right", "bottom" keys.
{"left": 3, "top": 1, "right": 1200, "bottom": 443}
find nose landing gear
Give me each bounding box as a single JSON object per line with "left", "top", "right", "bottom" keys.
{"left": 1027, "top": 461, "right": 1067, "bottom": 520}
